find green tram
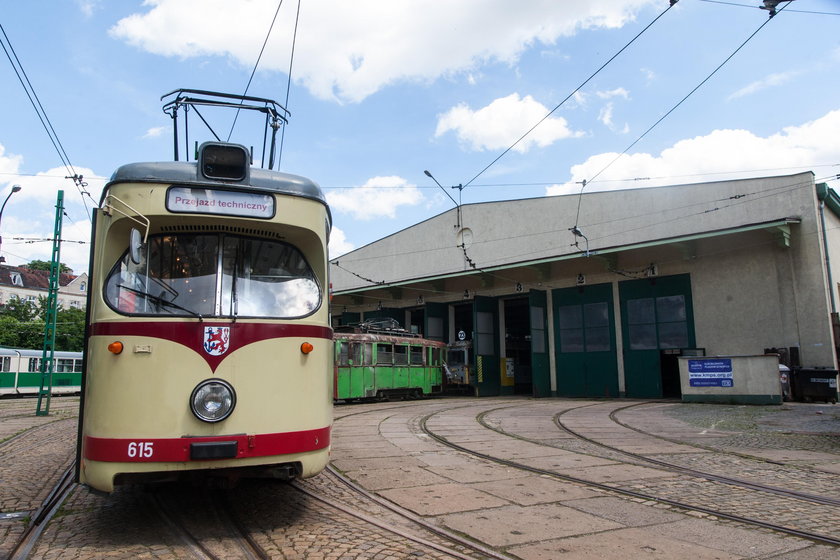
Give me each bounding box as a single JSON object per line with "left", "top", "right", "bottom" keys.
{"left": 333, "top": 320, "right": 447, "bottom": 401}
{"left": 0, "top": 348, "right": 83, "bottom": 396}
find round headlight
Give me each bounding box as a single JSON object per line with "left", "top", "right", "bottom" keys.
{"left": 190, "top": 379, "right": 236, "bottom": 423}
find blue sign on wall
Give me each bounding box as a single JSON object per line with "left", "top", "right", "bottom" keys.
{"left": 688, "top": 358, "right": 734, "bottom": 387}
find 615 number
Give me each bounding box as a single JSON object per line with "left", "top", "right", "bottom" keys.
{"left": 127, "top": 441, "right": 154, "bottom": 458}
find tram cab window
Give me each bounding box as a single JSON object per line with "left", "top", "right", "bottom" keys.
{"left": 431, "top": 347, "right": 441, "bottom": 366}
{"left": 105, "top": 233, "right": 320, "bottom": 318}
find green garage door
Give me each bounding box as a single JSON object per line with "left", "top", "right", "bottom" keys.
{"left": 552, "top": 283, "right": 619, "bottom": 397}
{"left": 619, "top": 274, "right": 695, "bottom": 398}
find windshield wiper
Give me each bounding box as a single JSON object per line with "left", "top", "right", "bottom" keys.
{"left": 118, "top": 285, "right": 203, "bottom": 321}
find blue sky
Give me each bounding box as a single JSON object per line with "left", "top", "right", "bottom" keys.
{"left": 2, "top": 0, "right": 839, "bottom": 275}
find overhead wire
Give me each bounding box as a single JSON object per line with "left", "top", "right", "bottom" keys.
{"left": 277, "top": 0, "right": 302, "bottom": 167}
{"left": 227, "top": 0, "right": 285, "bottom": 142}
{"left": 460, "top": 0, "right": 680, "bottom": 190}
{"left": 0, "top": 22, "right": 94, "bottom": 220}
{"left": 571, "top": 0, "right": 789, "bottom": 232}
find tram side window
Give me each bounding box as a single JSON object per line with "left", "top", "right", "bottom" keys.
{"left": 337, "top": 341, "right": 350, "bottom": 366}
{"left": 350, "top": 342, "right": 363, "bottom": 365}
{"left": 376, "top": 343, "right": 393, "bottom": 365}
{"left": 410, "top": 346, "right": 423, "bottom": 365}
{"left": 56, "top": 359, "right": 75, "bottom": 373}
{"left": 394, "top": 345, "right": 408, "bottom": 365}
{"left": 0, "top": 357, "right": 10, "bottom": 372}
{"left": 431, "top": 347, "right": 441, "bottom": 366}
{"left": 28, "top": 358, "right": 40, "bottom": 373}
{"left": 362, "top": 343, "right": 373, "bottom": 366}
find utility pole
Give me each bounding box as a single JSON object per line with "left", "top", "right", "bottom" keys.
{"left": 36, "top": 190, "right": 64, "bottom": 416}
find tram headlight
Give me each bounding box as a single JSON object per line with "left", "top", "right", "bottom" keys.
{"left": 190, "top": 379, "right": 236, "bottom": 423}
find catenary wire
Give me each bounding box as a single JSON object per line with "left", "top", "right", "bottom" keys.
{"left": 227, "top": 0, "right": 285, "bottom": 142}
{"left": 0, "top": 23, "right": 94, "bottom": 220}
{"left": 572, "top": 1, "right": 789, "bottom": 229}
{"left": 277, "top": 0, "right": 302, "bottom": 167}
{"left": 460, "top": 0, "right": 680, "bottom": 190}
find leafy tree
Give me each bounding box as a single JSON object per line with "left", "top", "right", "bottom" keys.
{"left": 0, "top": 298, "right": 38, "bottom": 322}
{"left": 23, "top": 260, "right": 73, "bottom": 274}
{"left": 0, "top": 298, "right": 85, "bottom": 351}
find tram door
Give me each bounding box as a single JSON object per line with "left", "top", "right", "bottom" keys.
{"left": 425, "top": 302, "right": 448, "bottom": 342}
{"left": 529, "top": 290, "right": 550, "bottom": 397}
{"left": 503, "top": 297, "right": 532, "bottom": 395}
{"left": 619, "top": 274, "right": 695, "bottom": 398}
{"left": 473, "top": 296, "right": 500, "bottom": 396}
{"left": 552, "top": 283, "right": 619, "bottom": 397}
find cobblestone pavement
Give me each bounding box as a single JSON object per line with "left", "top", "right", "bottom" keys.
{"left": 3, "top": 396, "right": 840, "bottom": 559}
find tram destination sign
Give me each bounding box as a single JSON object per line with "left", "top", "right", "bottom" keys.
{"left": 688, "top": 358, "right": 734, "bottom": 387}
{"left": 167, "top": 187, "right": 274, "bottom": 218}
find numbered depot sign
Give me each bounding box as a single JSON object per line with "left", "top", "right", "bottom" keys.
{"left": 688, "top": 358, "right": 734, "bottom": 387}
{"left": 167, "top": 187, "right": 274, "bottom": 218}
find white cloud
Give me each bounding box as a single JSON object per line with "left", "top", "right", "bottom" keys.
{"left": 596, "top": 87, "right": 629, "bottom": 99}
{"left": 76, "top": 0, "right": 99, "bottom": 18}
{"left": 546, "top": 109, "right": 840, "bottom": 195}
{"left": 109, "top": 0, "right": 658, "bottom": 103}
{"left": 328, "top": 226, "right": 354, "bottom": 258}
{"left": 598, "top": 102, "right": 615, "bottom": 127}
{"left": 143, "top": 126, "right": 168, "bottom": 139}
{"left": 326, "top": 176, "right": 423, "bottom": 220}
{"left": 728, "top": 71, "right": 799, "bottom": 101}
{"left": 0, "top": 144, "right": 23, "bottom": 176}
{"left": 435, "top": 93, "right": 583, "bottom": 153}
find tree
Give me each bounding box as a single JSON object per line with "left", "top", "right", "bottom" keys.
{"left": 24, "top": 260, "right": 73, "bottom": 274}
{"left": 0, "top": 298, "right": 85, "bottom": 351}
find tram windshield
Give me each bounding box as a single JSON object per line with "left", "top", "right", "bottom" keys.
{"left": 104, "top": 233, "right": 320, "bottom": 318}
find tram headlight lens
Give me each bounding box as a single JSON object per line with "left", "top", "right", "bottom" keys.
{"left": 190, "top": 379, "right": 236, "bottom": 423}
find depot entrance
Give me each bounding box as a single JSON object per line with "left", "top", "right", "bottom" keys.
{"left": 503, "top": 297, "right": 533, "bottom": 395}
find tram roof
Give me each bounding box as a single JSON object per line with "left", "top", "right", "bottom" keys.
{"left": 105, "top": 161, "right": 329, "bottom": 210}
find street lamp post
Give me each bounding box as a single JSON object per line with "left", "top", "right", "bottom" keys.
{"left": 0, "top": 184, "right": 22, "bottom": 264}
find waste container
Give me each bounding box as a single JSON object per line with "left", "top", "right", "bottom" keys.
{"left": 791, "top": 368, "right": 838, "bottom": 403}
{"left": 779, "top": 364, "right": 792, "bottom": 402}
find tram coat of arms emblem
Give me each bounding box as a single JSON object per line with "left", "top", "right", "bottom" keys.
{"left": 203, "top": 326, "right": 230, "bottom": 356}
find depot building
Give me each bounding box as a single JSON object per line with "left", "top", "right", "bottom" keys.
{"left": 329, "top": 171, "right": 840, "bottom": 398}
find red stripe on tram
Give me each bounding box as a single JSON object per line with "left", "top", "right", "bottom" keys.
{"left": 83, "top": 426, "right": 331, "bottom": 463}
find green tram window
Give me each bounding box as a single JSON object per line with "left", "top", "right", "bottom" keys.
{"left": 350, "top": 343, "right": 363, "bottom": 365}
{"left": 431, "top": 347, "right": 441, "bottom": 366}
{"left": 0, "top": 357, "right": 10, "bottom": 372}
{"left": 394, "top": 345, "right": 408, "bottom": 365}
{"left": 376, "top": 343, "right": 393, "bottom": 365}
{"left": 410, "top": 346, "right": 423, "bottom": 365}
{"left": 362, "top": 342, "right": 373, "bottom": 366}
{"left": 337, "top": 341, "right": 350, "bottom": 366}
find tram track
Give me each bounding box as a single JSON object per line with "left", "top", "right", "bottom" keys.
{"left": 551, "top": 402, "right": 840, "bottom": 507}
{"left": 7, "top": 463, "right": 77, "bottom": 560}
{"left": 150, "top": 488, "right": 270, "bottom": 560}
{"left": 420, "top": 402, "right": 840, "bottom": 548}
{"left": 296, "top": 465, "right": 518, "bottom": 560}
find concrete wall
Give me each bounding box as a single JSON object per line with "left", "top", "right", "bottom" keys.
{"left": 331, "top": 173, "right": 818, "bottom": 291}
{"left": 679, "top": 355, "right": 782, "bottom": 404}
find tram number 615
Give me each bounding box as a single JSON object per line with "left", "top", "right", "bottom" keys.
{"left": 127, "top": 441, "right": 154, "bottom": 458}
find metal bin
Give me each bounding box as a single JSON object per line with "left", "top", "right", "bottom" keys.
{"left": 791, "top": 368, "right": 838, "bottom": 403}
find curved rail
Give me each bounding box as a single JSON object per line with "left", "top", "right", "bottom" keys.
{"left": 9, "top": 463, "right": 77, "bottom": 560}
{"left": 551, "top": 402, "right": 840, "bottom": 507}
{"left": 420, "top": 406, "right": 840, "bottom": 548}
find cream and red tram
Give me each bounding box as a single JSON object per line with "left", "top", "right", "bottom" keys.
{"left": 77, "top": 139, "right": 332, "bottom": 492}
